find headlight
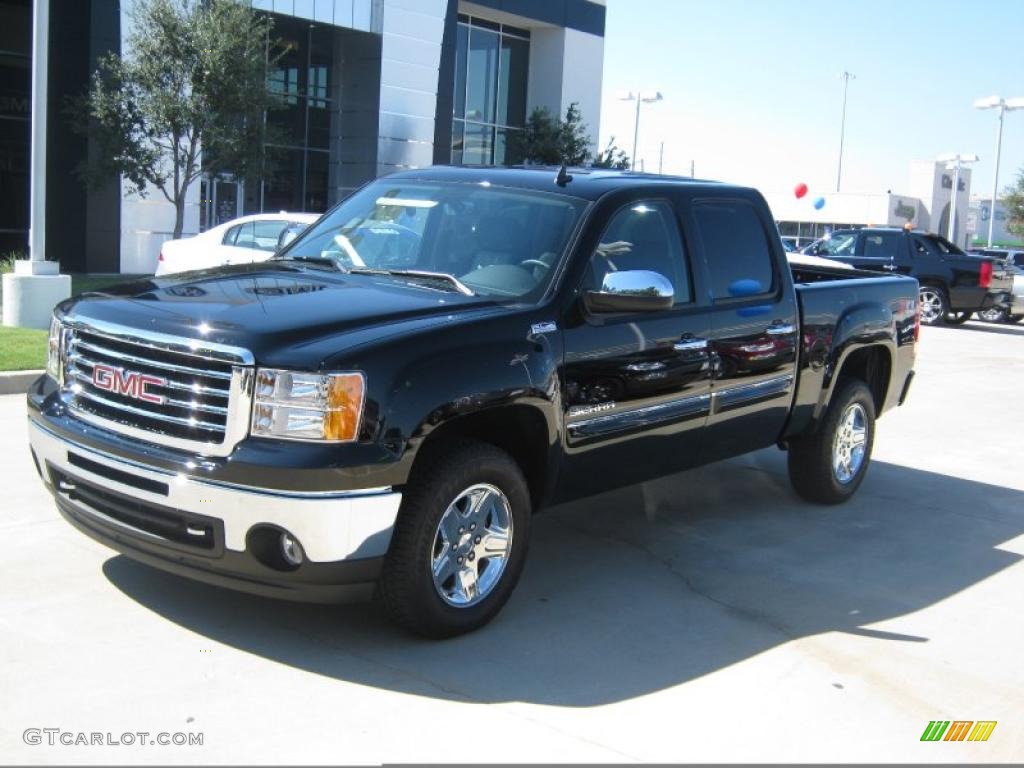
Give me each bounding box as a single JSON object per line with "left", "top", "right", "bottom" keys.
{"left": 251, "top": 369, "right": 365, "bottom": 442}
{"left": 46, "top": 316, "right": 62, "bottom": 383}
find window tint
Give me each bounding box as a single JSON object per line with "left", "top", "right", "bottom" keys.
{"left": 585, "top": 201, "right": 691, "bottom": 305}
{"left": 692, "top": 200, "right": 775, "bottom": 299}
{"left": 862, "top": 232, "right": 901, "bottom": 259}
{"left": 253, "top": 220, "right": 290, "bottom": 252}
{"left": 221, "top": 224, "right": 241, "bottom": 246}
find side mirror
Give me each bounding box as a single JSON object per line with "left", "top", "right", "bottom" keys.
{"left": 583, "top": 270, "right": 674, "bottom": 313}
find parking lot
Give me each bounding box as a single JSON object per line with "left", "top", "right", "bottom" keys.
{"left": 2, "top": 320, "right": 1023, "bottom": 764}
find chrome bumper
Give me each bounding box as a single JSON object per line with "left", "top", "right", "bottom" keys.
{"left": 29, "top": 419, "right": 402, "bottom": 563}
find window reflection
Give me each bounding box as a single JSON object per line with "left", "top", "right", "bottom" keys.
{"left": 452, "top": 15, "right": 530, "bottom": 165}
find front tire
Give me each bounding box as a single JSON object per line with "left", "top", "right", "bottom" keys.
{"left": 380, "top": 439, "right": 531, "bottom": 638}
{"left": 918, "top": 285, "right": 948, "bottom": 325}
{"left": 788, "top": 379, "right": 876, "bottom": 504}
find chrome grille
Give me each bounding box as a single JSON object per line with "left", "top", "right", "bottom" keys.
{"left": 60, "top": 317, "right": 254, "bottom": 457}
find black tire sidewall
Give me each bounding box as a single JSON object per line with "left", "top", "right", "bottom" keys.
{"left": 819, "top": 380, "right": 876, "bottom": 500}
{"left": 382, "top": 442, "right": 531, "bottom": 637}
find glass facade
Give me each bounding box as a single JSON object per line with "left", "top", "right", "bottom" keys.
{"left": 0, "top": 0, "right": 30, "bottom": 254}
{"left": 452, "top": 14, "right": 529, "bottom": 165}
{"left": 238, "top": 14, "right": 336, "bottom": 218}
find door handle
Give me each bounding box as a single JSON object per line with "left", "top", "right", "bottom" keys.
{"left": 673, "top": 338, "right": 708, "bottom": 352}
{"left": 765, "top": 323, "right": 796, "bottom": 336}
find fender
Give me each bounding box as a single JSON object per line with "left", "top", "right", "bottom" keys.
{"left": 814, "top": 300, "right": 897, "bottom": 422}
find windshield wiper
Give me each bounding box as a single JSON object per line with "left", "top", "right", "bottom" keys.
{"left": 348, "top": 268, "right": 475, "bottom": 296}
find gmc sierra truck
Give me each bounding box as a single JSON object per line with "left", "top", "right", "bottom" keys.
{"left": 28, "top": 167, "right": 918, "bottom": 638}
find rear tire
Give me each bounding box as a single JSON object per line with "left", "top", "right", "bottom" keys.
{"left": 380, "top": 439, "right": 531, "bottom": 638}
{"left": 917, "top": 285, "right": 948, "bottom": 325}
{"left": 788, "top": 379, "right": 876, "bottom": 505}
{"left": 977, "top": 306, "right": 1008, "bottom": 323}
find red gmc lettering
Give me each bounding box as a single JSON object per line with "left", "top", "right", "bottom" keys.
{"left": 91, "top": 364, "right": 166, "bottom": 405}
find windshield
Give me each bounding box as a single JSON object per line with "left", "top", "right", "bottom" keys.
{"left": 816, "top": 232, "right": 857, "bottom": 256}
{"left": 278, "top": 179, "right": 588, "bottom": 300}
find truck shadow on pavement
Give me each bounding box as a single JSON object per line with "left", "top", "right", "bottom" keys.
{"left": 946, "top": 321, "right": 1024, "bottom": 337}
{"left": 102, "top": 449, "right": 1023, "bottom": 707}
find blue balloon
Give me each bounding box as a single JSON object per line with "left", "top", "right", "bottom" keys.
{"left": 813, "top": 196, "right": 826, "bottom": 210}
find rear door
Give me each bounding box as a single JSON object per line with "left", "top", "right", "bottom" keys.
{"left": 558, "top": 196, "right": 713, "bottom": 499}
{"left": 847, "top": 230, "right": 909, "bottom": 274}
{"left": 687, "top": 194, "right": 800, "bottom": 464}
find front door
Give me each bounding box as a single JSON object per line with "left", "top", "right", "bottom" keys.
{"left": 687, "top": 195, "right": 800, "bottom": 464}
{"left": 558, "top": 198, "right": 713, "bottom": 501}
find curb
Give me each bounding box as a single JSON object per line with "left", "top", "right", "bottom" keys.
{"left": 0, "top": 369, "right": 43, "bottom": 395}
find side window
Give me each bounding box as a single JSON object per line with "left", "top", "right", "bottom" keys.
{"left": 233, "top": 222, "right": 257, "bottom": 249}
{"left": 692, "top": 199, "right": 775, "bottom": 300}
{"left": 912, "top": 236, "right": 935, "bottom": 257}
{"left": 253, "top": 220, "right": 289, "bottom": 252}
{"left": 585, "top": 200, "right": 692, "bottom": 305}
{"left": 221, "top": 224, "right": 241, "bottom": 246}
{"left": 863, "top": 232, "right": 901, "bottom": 259}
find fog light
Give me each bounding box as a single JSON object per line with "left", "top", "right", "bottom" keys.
{"left": 280, "top": 532, "right": 304, "bottom": 566}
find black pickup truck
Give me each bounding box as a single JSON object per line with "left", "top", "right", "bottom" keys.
{"left": 803, "top": 227, "right": 1013, "bottom": 325}
{"left": 28, "top": 168, "right": 918, "bottom": 637}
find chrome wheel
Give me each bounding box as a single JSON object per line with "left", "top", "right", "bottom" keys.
{"left": 431, "top": 484, "right": 513, "bottom": 607}
{"left": 832, "top": 403, "right": 868, "bottom": 485}
{"left": 977, "top": 307, "right": 1006, "bottom": 323}
{"left": 918, "top": 287, "right": 944, "bottom": 324}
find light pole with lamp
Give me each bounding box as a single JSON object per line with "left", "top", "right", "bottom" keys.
{"left": 619, "top": 90, "right": 663, "bottom": 170}
{"left": 937, "top": 153, "right": 979, "bottom": 247}
{"left": 973, "top": 95, "right": 1024, "bottom": 247}
{"left": 836, "top": 71, "right": 856, "bottom": 192}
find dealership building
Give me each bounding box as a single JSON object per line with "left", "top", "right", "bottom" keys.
{"left": 765, "top": 160, "right": 976, "bottom": 250}
{"left": 0, "top": 0, "right": 606, "bottom": 275}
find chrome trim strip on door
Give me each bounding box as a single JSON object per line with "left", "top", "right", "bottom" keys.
{"left": 567, "top": 393, "right": 712, "bottom": 441}
{"left": 713, "top": 374, "right": 794, "bottom": 413}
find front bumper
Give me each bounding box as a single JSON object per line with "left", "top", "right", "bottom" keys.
{"left": 29, "top": 417, "right": 402, "bottom": 603}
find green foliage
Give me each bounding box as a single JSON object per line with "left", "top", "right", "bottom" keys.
{"left": 71, "top": 0, "right": 280, "bottom": 237}
{"left": 507, "top": 102, "right": 595, "bottom": 166}
{"left": 1004, "top": 168, "right": 1024, "bottom": 237}
{"left": 0, "top": 250, "right": 25, "bottom": 274}
{"left": 592, "top": 136, "right": 631, "bottom": 170}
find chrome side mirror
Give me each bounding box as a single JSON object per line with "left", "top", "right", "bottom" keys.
{"left": 583, "top": 270, "right": 674, "bottom": 313}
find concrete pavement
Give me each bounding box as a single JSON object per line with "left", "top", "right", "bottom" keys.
{"left": 2, "top": 321, "right": 1023, "bottom": 764}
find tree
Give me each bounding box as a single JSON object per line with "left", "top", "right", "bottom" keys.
{"left": 1004, "top": 168, "right": 1024, "bottom": 238}
{"left": 73, "top": 0, "right": 280, "bottom": 239}
{"left": 592, "top": 136, "right": 631, "bottom": 170}
{"left": 507, "top": 102, "right": 594, "bottom": 166}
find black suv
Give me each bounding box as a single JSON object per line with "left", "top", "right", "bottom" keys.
{"left": 804, "top": 228, "right": 1013, "bottom": 325}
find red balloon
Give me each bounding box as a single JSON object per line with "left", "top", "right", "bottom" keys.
{"left": 794, "top": 182, "right": 808, "bottom": 199}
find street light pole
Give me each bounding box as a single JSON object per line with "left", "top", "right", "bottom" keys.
{"left": 619, "top": 90, "right": 663, "bottom": 171}
{"left": 836, "top": 71, "right": 855, "bottom": 193}
{"left": 973, "top": 96, "right": 1024, "bottom": 247}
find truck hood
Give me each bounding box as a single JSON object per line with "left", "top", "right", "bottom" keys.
{"left": 57, "top": 262, "right": 506, "bottom": 362}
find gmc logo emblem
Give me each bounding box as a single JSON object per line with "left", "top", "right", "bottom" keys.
{"left": 91, "top": 363, "right": 166, "bottom": 405}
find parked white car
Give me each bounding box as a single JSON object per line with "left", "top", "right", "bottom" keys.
{"left": 156, "top": 213, "right": 320, "bottom": 275}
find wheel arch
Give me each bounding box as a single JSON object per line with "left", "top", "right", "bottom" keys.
{"left": 408, "top": 405, "right": 557, "bottom": 510}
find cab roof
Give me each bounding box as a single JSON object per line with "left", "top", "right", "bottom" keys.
{"left": 384, "top": 165, "right": 737, "bottom": 201}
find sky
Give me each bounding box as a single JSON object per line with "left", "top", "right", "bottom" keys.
{"left": 597, "top": 0, "right": 1024, "bottom": 200}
